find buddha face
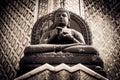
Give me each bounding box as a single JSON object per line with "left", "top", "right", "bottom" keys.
{"left": 54, "top": 11, "right": 69, "bottom": 27}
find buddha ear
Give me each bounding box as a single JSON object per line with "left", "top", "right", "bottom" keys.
{"left": 52, "top": 16, "right": 54, "bottom": 22}
{"left": 67, "top": 19, "right": 71, "bottom": 28}
{"left": 49, "top": 19, "right": 56, "bottom": 30}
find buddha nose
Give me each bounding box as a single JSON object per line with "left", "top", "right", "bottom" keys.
{"left": 60, "top": 15, "right": 63, "bottom": 19}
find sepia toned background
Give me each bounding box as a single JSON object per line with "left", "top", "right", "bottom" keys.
{"left": 0, "top": 0, "right": 119, "bottom": 80}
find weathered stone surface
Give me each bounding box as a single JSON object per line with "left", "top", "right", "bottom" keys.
{"left": 26, "top": 70, "right": 52, "bottom": 80}
{"left": 21, "top": 53, "right": 103, "bottom": 65}
{"left": 72, "top": 70, "right": 97, "bottom": 80}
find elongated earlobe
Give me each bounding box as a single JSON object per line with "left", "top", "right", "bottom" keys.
{"left": 67, "top": 19, "right": 71, "bottom": 28}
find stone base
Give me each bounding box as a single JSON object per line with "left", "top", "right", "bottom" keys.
{"left": 18, "top": 52, "right": 106, "bottom": 77}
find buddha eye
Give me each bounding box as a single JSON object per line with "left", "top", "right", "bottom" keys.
{"left": 62, "top": 14, "right": 67, "bottom": 17}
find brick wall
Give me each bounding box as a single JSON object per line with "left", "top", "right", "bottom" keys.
{"left": 84, "top": 0, "right": 120, "bottom": 80}
{"left": 0, "top": 0, "right": 35, "bottom": 79}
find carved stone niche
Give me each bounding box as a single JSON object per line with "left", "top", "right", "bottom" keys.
{"left": 17, "top": 10, "right": 107, "bottom": 79}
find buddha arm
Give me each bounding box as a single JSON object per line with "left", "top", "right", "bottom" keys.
{"left": 47, "top": 34, "right": 57, "bottom": 44}
{"left": 72, "top": 29, "right": 85, "bottom": 44}
{"left": 70, "top": 36, "right": 84, "bottom": 44}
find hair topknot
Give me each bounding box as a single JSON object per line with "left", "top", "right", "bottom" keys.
{"left": 53, "top": 8, "right": 70, "bottom": 19}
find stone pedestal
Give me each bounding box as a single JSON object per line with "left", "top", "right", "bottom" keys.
{"left": 17, "top": 45, "right": 106, "bottom": 78}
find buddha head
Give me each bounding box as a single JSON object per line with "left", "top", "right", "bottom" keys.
{"left": 53, "top": 8, "right": 70, "bottom": 28}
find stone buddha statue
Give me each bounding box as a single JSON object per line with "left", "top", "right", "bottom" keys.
{"left": 17, "top": 8, "right": 106, "bottom": 77}
{"left": 40, "top": 8, "right": 85, "bottom": 45}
